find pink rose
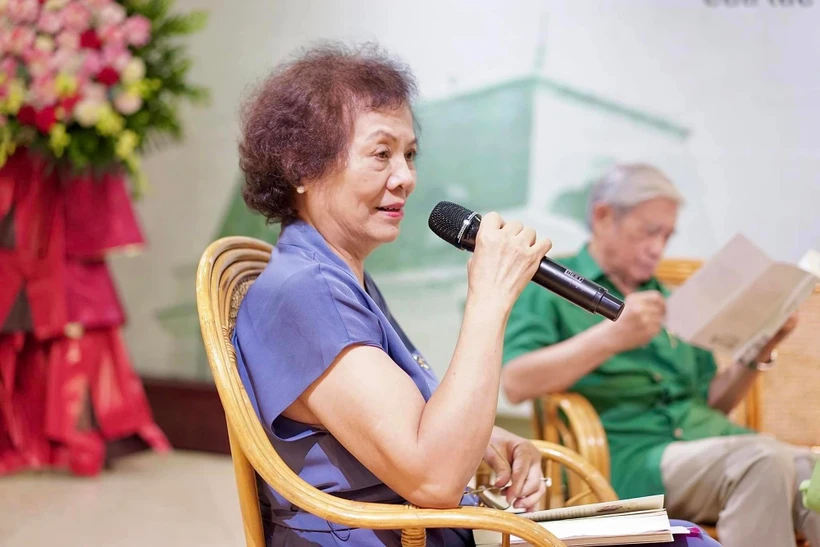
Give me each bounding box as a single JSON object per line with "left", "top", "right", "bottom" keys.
{"left": 99, "top": 24, "right": 126, "bottom": 51}
{"left": 1, "top": 58, "right": 19, "bottom": 79}
{"left": 123, "top": 15, "right": 151, "bottom": 47}
{"left": 9, "top": 27, "right": 36, "bottom": 56}
{"left": 6, "top": 0, "right": 39, "bottom": 24}
{"left": 30, "top": 74, "right": 58, "bottom": 107}
{"left": 71, "top": 73, "right": 90, "bottom": 95}
{"left": 38, "top": 11, "right": 64, "bottom": 35}
{"left": 97, "top": 3, "right": 125, "bottom": 26}
{"left": 101, "top": 45, "right": 130, "bottom": 71}
{"left": 61, "top": 3, "right": 92, "bottom": 33}
{"left": 78, "top": 50, "right": 103, "bottom": 77}
{"left": 0, "top": 33, "right": 10, "bottom": 56}
{"left": 27, "top": 51, "right": 53, "bottom": 78}
{"left": 113, "top": 90, "right": 142, "bottom": 115}
{"left": 81, "top": 81, "right": 106, "bottom": 101}
{"left": 56, "top": 30, "right": 80, "bottom": 50}
{"left": 51, "top": 47, "right": 83, "bottom": 73}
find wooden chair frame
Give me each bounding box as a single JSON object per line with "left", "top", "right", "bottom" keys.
{"left": 196, "top": 236, "right": 618, "bottom": 547}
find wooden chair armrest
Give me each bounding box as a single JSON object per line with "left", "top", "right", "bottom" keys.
{"left": 539, "top": 393, "right": 610, "bottom": 480}
{"left": 397, "top": 505, "right": 566, "bottom": 546}
{"left": 227, "top": 406, "right": 567, "bottom": 545}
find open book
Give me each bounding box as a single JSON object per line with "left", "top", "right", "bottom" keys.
{"left": 473, "top": 495, "right": 693, "bottom": 546}
{"left": 664, "top": 235, "right": 819, "bottom": 365}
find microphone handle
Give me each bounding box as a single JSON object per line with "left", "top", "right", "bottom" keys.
{"left": 451, "top": 210, "right": 623, "bottom": 321}
{"left": 533, "top": 258, "right": 624, "bottom": 321}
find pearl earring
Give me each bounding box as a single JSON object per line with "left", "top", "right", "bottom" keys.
{"left": 296, "top": 186, "right": 306, "bottom": 194}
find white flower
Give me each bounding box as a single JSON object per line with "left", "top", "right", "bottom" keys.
{"left": 113, "top": 91, "right": 142, "bottom": 115}
{"left": 73, "top": 98, "right": 104, "bottom": 126}
{"left": 120, "top": 58, "right": 145, "bottom": 84}
{"left": 97, "top": 3, "right": 126, "bottom": 26}
{"left": 34, "top": 35, "right": 56, "bottom": 53}
{"left": 45, "top": 0, "right": 70, "bottom": 11}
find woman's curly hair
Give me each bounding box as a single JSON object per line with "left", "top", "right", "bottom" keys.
{"left": 238, "top": 42, "right": 418, "bottom": 225}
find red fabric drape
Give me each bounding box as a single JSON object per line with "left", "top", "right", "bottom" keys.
{"left": 0, "top": 150, "right": 169, "bottom": 476}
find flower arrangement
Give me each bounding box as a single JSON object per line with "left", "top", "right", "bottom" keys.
{"left": 0, "top": 0, "right": 207, "bottom": 196}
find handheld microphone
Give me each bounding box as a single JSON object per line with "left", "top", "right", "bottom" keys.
{"left": 428, "top": 201, "right": 624, "bottom": 321}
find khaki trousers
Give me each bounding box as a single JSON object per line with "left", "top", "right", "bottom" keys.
{"left": 661, "top": 434, "right": 819, "bottom": 547}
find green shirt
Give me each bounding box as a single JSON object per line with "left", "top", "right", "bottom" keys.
{"left": 503, "top": 245, "right": 752, "bottom": 499}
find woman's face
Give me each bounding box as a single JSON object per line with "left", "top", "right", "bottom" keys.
{"left": 301, "top": 104, "right": 417, "bottom": 258}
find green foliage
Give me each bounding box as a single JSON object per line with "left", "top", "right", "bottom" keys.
{"left": 124, "top": 2, "right": 210, "bottom": 165}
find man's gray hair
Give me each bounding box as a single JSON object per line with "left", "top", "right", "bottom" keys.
{"left": 586, "top": 164, "right": 685, "bottom": 230}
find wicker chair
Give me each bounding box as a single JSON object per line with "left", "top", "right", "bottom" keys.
{"left": 531, "top": 258, "right": 819, "bottom": 544}
{"left": 196, "top": 236, "right": 619, "bottom": 547}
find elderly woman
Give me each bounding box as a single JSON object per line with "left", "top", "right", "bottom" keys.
{"left": 233, "top": 44, "right": 721, "bottom": 547}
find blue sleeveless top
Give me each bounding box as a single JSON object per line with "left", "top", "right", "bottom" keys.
{"left": 232, "top": 221, "right": 476, "bottom": 546}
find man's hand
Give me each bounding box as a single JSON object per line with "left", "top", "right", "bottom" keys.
{"left": 483, "top": 428, "right": 546, "bottom": 511}
{"left": 604, "top": 291, "right": 665, "bottom": 352}
{"left": 753, "top": 313, "right": 799, "bottom": 364}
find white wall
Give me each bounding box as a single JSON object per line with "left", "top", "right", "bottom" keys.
{"left": 113, "top": 0, "right": 820, "bottom": 388}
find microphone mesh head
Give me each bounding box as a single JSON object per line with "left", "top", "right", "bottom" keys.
{"left": 428, "top": 201, "right": 474, "bottom": 246}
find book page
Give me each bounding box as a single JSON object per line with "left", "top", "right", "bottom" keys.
{"left": 731, "top": 270, "right": 817, "bottom": 364}
{"left": 798, "top": 249, "right": 820, "bottom": 277}
{"left": 665, "top": 235, "right": 818, "bottom": 359}
{"left": 474, "top": 509, "right": 673, "bottom": 546}
{"left": 686, "top": 262, "right": 814, "bottom": 359}
{"left": 665, "top": 234, "right": 772, "bottom": 341}
{"left": 522, "top": 495, "right": 664, "bottom": 522}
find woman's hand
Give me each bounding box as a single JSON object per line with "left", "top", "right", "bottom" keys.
{"left": 483, "top": 427, "right": 547, "bottom": 512}
{"left": 467, "top": 212, "right": 552, "bottom": 308}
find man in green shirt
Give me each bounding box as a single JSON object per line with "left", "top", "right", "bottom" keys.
{"left": 501, "top": 164, "right": 818, "bottom": 546}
